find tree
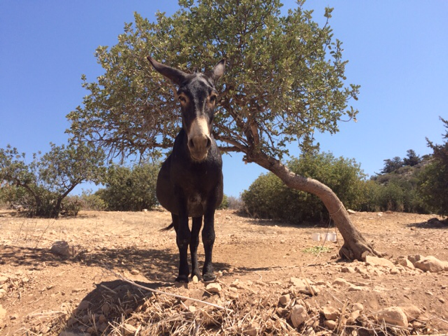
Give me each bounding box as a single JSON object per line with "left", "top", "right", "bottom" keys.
{"left": 381, "top": 156, "right": 404, "bottom": 174}
{"left": 419, "top": 117, "right": 448, "bottom": 215}
{"left": 98, "top": 163, "right": 159, "bottom": 211}
{"left": 0, "top": 143, "right": 105, "bottom": 218}
{"left": 68, "top": 0, "right": 381, "bottom": 259}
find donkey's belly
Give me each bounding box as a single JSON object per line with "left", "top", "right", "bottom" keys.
{"left": 187, "top": 193, "right": 206, "bottom": 217}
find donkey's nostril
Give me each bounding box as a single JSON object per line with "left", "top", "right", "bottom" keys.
{"left": 206, "top": 137, "right": 211, "bottom": 148}
{"left": 189, "top": 138, "right": 195, "bottom": 148}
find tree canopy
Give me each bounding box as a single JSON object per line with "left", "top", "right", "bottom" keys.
{"left": 68, "top": 0, "right": 359, "bottom": 162}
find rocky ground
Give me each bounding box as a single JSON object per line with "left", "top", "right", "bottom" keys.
{"left": 0, "top": 209, "right": 447, "bottom": 335}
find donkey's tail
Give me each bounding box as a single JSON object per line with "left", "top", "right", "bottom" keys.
{"left": 160, "top": 222, "right": 174, "bottom": 231}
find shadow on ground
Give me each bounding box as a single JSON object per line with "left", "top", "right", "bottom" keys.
{"left": 407, "top": 217, "right": 448, "bottom": 229}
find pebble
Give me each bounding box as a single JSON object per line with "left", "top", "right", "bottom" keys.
{"left": 206, "top": 283, "right": 221, "bottom": 294}
{"left": 375, "top": 307, "right": 408, "bottom": 328}
{"left": 290, "top": 305, "right": 308, "bottom": 328}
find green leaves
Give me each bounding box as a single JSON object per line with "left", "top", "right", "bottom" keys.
{"left": 68, "top": 0, "right": 360, "bottom": 162}
{"left": 0, "top": 143, "right": 105, "bottom": 218}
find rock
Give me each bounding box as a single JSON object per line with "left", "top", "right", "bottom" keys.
{"left": 290, "top": 277, "right": 318, "bottom": 295}
{"left": 347, "top": 209, "right": 357, "bottom": 214}
{"left": 0, "top": 276, "right": 9, "bottom": 285}
{"left": 375, "top": 307, "right": 408, "bottom": 328}
{"left": 50, "top": 241, "right": 71, "bottom": 257}
{"left": 400, "top": 305, "right": 421, "bottom": 322}
{"left": 348, "top": 285, "right": 364, "bottom": 292}
{"left": 102, "top": 303, "right": 111, "bottom": 315}
{"left": 76, "top": 300, "right": 91, "bottom": 312}
{"left": 347, "top": 310, "right": 360, "bottom": 324}
{"left": 414, "top": 256, "right": 448, "bottom": 272}
{"left": 245, "top": 323, "right": 259, "bottom": 336}
{"left": 324, "top": 319, "right": 337, "bottom": 330}
{"left": 396, "top": 256, "right": 415, "bottom": 269}
{"left": 206, "top": 283, "right": 222, "bottom": 294}
{"left": 130, "top": 269, "right": 140, "bottom": 275}
{"left": 352, "top": 303, "right": 364, "bottom": 312}
{"left": 408, "top": 254, "right": 423, "bottom": 264}
{"left": 332, "top": 278, "right": 351, "bottom": 287}
{"left": 341, "top": 266, "right": 355, "bottom": 273}
{"left": 365, "top": 256, "right": 396, "bottom": 269}
{"left": 322, "top": 306, "right": 339, "bottom": 320}
{"left": 290, "top": 305, "right": 308, "bottom": 328}
{"left": 279, "top": 294, "right": 291, "bottom": 306}
{"left": 192, "top": 275, "right": 199, "bottom": 284}
{"left": 0, "top": 304, "right": 6, "bottom": 323}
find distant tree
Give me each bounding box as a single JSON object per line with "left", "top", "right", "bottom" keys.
{"left": 403, "top": 149, "right": 421, "bottom": 167}
{"left": 68, "top": 0, "right": 381, "bottom": 260}
{"left": 419, "top": 117, "right": 448, "bottom": 215}
{"left": 0, "top": 143, "right": 105, "bottom": 218}
{"left": 98, "top": 162, "right": 159, "bottom": 211}
{"left": 381, "top": 156, "right": 404, "bottom": 174}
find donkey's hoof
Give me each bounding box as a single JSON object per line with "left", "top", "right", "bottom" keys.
{"left": 202, "top": 273, "right": 216, "bottom": 282}
{"left": 175, "top": 275, "right": 189, "bottom": 283}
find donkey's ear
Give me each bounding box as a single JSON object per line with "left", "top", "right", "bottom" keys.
{"left": 211, "top": 59, "right": 226, "bottom": 83}
{"left": 147, "top": 57, "right": 188, "bottom": 86}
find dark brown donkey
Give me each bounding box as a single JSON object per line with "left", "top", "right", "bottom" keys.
{"left": 147, "top": 57, "right": 225, "bottom": 282}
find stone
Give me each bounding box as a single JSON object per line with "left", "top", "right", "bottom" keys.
{"left": 50, "top": 241, "right": 71, "bottom": 257}
{"left": 375, "top": 307, "right": 408, "bottom": 328}
{"left": 322, "top": 306, "right": 339, "bottom": 320}
{"left": 290, "top": 305, "right": 308, "bottom": 328}
{"left": 0, "top": 304, "right": 6, "bottom": 323}
{"left": 400, "top": 305, "right": 421, "bottom": 322}
{"left": 130, "top": 269, "right": 140, "bottom": 275}
{"left": 352, "top": 303, "right": 364, "bottom": 312}
{"left": 396, "top": 256, "right": 415, "bottom": 269}
{"left": 279, "top": 294, "right": 291, "bottom": 306}
{"left": 76, "top": 300, "right": 91, "bottom": 312}
{"left": 332, "top": 278, "right": 351, "bottom": 287}
{"left": 324, "top": 319, "right": 337, "bottom": 330}
{"left": 192, "top": 275, "right": 199, "bottom": 284}
{"left": 347, "top": 209, "right": 357, "bottom": 214}
{"left": 347, "top": 310, "right": 360, "bottom": 324}
{"left": 206, "top": 283, "right": 222, "bottom": 294}
{"left": 341, "top": 266, "right": 355, "bottom": 273}
{"left": 414, "top": 256, "right": 448, "bottom": 272}
{"left": 408, "top": 254, "right": 423, "bottom": 264}
{"left": 290, "top": 277, "right": 318, "bottom": 295}
{"left": 365, "top": 256, "right": 396, "bottom": 269}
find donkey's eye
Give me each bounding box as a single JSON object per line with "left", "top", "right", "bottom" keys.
{"left": 209, "top": 95, "right": 217, "bottom": 104}
{"left": 179, "top": 96, "right": 187, "bottom": 104}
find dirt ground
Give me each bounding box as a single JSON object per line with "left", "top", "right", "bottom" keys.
{"left": 0, "top": 209, "right": 447, "bottom": 335}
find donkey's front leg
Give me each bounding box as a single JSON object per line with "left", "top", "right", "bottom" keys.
{"left": 173, "top": 213, "right": 191, "bottom": 283}
{"left": 190, "top": 216, "right": 203, "bottom": 280}
{"left": 202, "top": 209, "right": 216, "bottom": 282}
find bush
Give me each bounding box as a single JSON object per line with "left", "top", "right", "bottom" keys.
{"left": 242, "top": 152, "right": 368, "bottom": 224}
{"left": 217, "top": 194, "right": 229, "bottom": 210}
{"left": 418, "top": 117, "right": 448, "bottom": 215}
{"left": 79, "top": 190, "right": 107, "bottom": 211}
{"left": 98, "top": 162, "right": 159, "bottom": 211}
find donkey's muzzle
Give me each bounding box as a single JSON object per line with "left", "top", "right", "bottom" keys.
{"left": 188, "top": 134, "right": 212, "bottom": 161}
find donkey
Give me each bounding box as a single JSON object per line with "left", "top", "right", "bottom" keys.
{"left": 147, "top": 57, "right": 225, "bottom": 283}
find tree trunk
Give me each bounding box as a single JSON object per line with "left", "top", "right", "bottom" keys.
{"left": 252, "top": 153, "right": 384, "bottom": 261}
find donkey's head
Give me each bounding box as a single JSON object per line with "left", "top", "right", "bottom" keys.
{"left": 147, "top": 57, "right": 225, "bottom": 162}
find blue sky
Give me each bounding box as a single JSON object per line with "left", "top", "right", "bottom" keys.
{"left": 1, "top": 1, "right": 447, "bottom": 197}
